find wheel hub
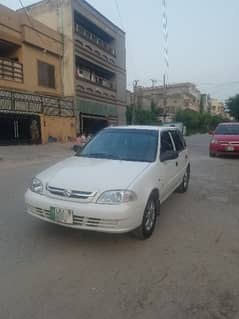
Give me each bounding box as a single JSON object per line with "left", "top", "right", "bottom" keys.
{"left": 145, "top": 201, "right": 156, "bottom": 231}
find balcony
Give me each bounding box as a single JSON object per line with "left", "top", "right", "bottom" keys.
{"left": 75, "top": 24, "right": 116, "bottom": 57}
{"left": 75, "top": 78, "right": 117, "bottom": 103}
{"left": 0, "top": 57, "right": 23, "bottom": 83}
{"left": 74, "top": 36, "right": 116, "bottom": 69}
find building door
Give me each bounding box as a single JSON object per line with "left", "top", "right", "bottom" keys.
{"left": 0, "top": 113, "right": 41, "bottom": 145}
{"left": 81, "top": 114, "right": 108, "bottom": 135}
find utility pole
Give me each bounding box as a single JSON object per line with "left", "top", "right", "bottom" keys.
{"left": 162, "top": 0, "right": 169, "bottom": 123}
{"left": 132, "top": 80, "right": 139, "bottom": 124}
{"left": 163, "top": 74, "right": 167, "bottom": 123}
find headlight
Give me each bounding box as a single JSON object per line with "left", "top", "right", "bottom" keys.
{"left": 211, "top": 139, "right": 218, "bottom": 144}
{"left": 97, "top": 190, "right": 137, "bottom": 205}
{"left": 30, "top": 177, "right": 43, "bottom": 194}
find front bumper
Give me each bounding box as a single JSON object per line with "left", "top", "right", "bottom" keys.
{"left": 25, "top": 189, "right": 143, "bottom": 234}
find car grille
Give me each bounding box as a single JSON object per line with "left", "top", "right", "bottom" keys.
{"left": 28, "top": 205, "right": 119, "bottom": 229}
{"left": 73, "top": 216, "right": 119, "bottom": 228}
{"left": 47, "top": 185, "right": 96, "bottom": 201}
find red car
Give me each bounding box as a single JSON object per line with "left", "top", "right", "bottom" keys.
{"left": 209, "top": 122, "right": 239, "bottom": 157}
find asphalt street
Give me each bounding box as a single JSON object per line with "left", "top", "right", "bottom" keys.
{"left": 0, "top": 135, "right": 239, "bottom": 319}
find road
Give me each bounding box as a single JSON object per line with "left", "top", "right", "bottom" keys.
{"left": 0, "top": 135, "right": 239, "bottom": 319}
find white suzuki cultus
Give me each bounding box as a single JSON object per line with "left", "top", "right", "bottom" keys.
{"left": 25, "top": 126, "right": 190, "bottom": 239}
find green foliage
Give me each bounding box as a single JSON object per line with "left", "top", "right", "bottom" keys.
{"left": 126, "top": 105, "right": 159, "bottom": 125}
{"left": 126, "top": 105, "right": 133, "bottom": 125}
{"left": 226, "top": 94, "right": 239, "bottom": 121}
{"left": 135, "top": 108, "right": 157, "bottom": 125}
{"left": 174, "top": 109, "right": 226, "bottom": 135}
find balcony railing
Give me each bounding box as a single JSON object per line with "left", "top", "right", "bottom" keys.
{"left": 76, "top": 68, "right": 116, "bottom": 91}
{"left": 75, "top": 78, "right": 117, "bottom": 102}
{"left": 0, "top": 57, "right": 23, "bottom": 82}
{"left": 75, "top": 24, "right": 116, "bottom": 57}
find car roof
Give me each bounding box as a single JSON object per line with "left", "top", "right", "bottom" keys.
{"left": 219, "top": 122, "right": 239, "bottom": 126}
{"left": 107, "top": 125, "right": 179, "bottom": 132}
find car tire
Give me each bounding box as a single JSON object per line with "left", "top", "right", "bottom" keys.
{"left": 176, "top": 165, "right": 190, "bottom": 193}
{"left": 209, "top": 152, "right": 216, "bottom": 157}
{"left": 133, "top": 195, "right": 158, "bottom": 240}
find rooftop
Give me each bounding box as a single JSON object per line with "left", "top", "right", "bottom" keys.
{"left": 19, "top": 0, "right": 125, "bottom": 34}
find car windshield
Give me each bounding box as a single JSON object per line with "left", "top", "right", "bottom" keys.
{"left": 215, "top": 124, "right": 239, "bottom": 135}
{"left": 76, "top": 128, "right": 158, "bottom": 162}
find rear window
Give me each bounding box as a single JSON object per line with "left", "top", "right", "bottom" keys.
{"left": 215, "top": 124, "right": 239, "bottom": 135}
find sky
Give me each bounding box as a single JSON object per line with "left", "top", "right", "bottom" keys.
{"left": 2, "top": 0, "right": 239, "bottom": 100}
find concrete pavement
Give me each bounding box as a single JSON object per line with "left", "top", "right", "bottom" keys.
{"left": 0, "top": 135, "right": 239, "bottom": 319}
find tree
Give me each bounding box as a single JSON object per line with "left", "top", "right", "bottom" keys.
{"left": 126, "top": 105, "right": 158, "bottom": 125}
{"left": 226, "top": 94, "right": 239, "bottom": 121}
{"left": 126, "top": 105, "right": 133, "bottom": 124}
{"left": 174, "top": 109, "right": 226, "bottom": 135}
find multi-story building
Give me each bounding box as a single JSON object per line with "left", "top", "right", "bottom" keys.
{"left": 135, "top": 82, "right": 201, "bottom": 121}
{"left": 0, "top": 4, "right": 75, "bottom": 144}
{"left": 209, "top": 98, "right": 225, "bottom": 117}
{"left": 22, "top": 0, "right": 127, "bottom": 134}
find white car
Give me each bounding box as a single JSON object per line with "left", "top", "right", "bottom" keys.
{"left": 25, "top": 126, "right": 190, "bottom": 239}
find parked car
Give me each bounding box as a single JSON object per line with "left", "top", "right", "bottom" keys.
{"left": 25, "top": 126, "right": 190, "bottom": 239}
{"left": 209, "top": 122, "right": 239, "bottom": 157}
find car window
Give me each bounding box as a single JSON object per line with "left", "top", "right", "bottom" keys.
{"left": 178, "top": 131, "right": 187, "bottom": 148}
{"left": 78, "top": 128, "right": 158, "bottom": 162}
{"left": 170, "top": 130, "right": 185, "bottom": 152}
{"left": 160, "top": 131, "right": 174, "bottom": 153}
{"left": 215, "top": 124, "right": 239, "bottom": 135}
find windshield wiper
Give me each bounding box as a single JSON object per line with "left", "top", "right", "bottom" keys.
{"left": 79, "top": 153, "right": 121, "bottom": 160}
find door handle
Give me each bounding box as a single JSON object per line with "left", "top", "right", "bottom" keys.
{"left": 176, "top": 161, "right": 178, "bottom": 166}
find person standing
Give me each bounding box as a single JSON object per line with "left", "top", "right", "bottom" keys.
{"left": 30, "top": 120, "right": 40, "bottom": 144}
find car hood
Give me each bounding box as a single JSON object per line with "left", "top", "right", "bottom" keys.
{"left": 214, "top": 134, "right": 239, "bottom": 142}
{"left": 37, "top": 156, "right": 151, "bottom": 193}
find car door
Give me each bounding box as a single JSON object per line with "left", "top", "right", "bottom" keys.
{"left": 159, "top": 130, "right": 178, "bottom": 201}
{"left": 170, "top": 129, "right": 188, "bottom": 186}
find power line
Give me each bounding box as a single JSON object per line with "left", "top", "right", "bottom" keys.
{"left": 18, "top": 0, "right": 48, "bottom": 51}
{"left": 18, "top": 0, "right": 61, "bottom": 57}
{"left": 114, "top": 0, "right": 124, "bottom": 31}
{"left": 113, "top": 0, "right": 137, "bottom": 81}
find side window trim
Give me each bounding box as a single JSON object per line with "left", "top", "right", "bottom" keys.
{"left": 171, "top": 129, "right": 185, "bottom": 153}
{"left": 168, "top": 130, "right": 176, "bottom": 151}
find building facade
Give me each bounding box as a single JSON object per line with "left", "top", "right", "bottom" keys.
{"left": 23, "top": 0, "right": 127, "bottom": 134}
{"left": 0, "top": 4, "right": 75, "bottom": 144}
{"left": 135, "top": 82, "right": 201, "bottom": 121}
{"left": 209, "top": 98, "right": 225, "bottom": 117}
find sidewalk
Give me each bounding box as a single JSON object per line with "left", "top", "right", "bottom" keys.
{"left": 0, "top": 143, "right": 74, "bottom": 169}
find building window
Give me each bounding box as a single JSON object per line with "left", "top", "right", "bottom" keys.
{"left": 38, "top": 61, "right": 55, "bottom": 88}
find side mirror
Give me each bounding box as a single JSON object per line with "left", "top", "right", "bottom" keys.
{"left": 160, "top": 150, "right": 178, "bottom": 162}
{"left": 209, "top": 130, "right": 214, "bottom": 135}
